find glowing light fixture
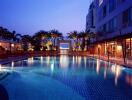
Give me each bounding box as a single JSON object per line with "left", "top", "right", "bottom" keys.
{"left": 11, "top": 44, "right": 15, "bottom": 47}
{"left": 117, "top": 45, "right": 122, "bottom": 51}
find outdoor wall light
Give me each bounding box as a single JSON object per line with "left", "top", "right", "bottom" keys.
{"left": 11, "top": 44, "right": 15, "bottom": 47}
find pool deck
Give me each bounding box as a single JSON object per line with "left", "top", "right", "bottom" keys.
{"left": 0, "top": 56, "right": 28, "bottom": 65}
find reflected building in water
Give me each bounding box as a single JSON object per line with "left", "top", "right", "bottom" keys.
{"left": 60, "top": 55, "right": 69, "bottom": 69}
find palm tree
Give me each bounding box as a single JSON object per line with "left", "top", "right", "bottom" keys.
{"left": 35, "top": 30, "right": 49, "bottom": 39}
{"left": 15, "top": 33, "right": 22, "bottom": 42}
{"left": 49, "top": 29, "right": 63, "bottom": 47}
{"left": 0, "top": 27, "right": 4, "bottom": 39}
{"left": 12, "top": 31, "right": 21, "bottom": 42}
{"left": 67, "top": 31, "right": 78, "bottom": 51}
{"left": 84, "top": 31, "right": 97, "bottom": 51}
{"left": 21, "top": 35, "right": 33, "bottom": 51}
{"left": 0, "top": 27, "right": 10, "bottom": 40}
{"left": 2, "top": 28, "right": 11, "bottom": 40}
{"left": 32, "top": 30, "right": 49, "bottom": 51}
{"left": 78, "top": 31, "right": 86, "bottom": 51}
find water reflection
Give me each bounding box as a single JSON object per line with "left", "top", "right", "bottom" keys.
{"left": 104, "top": 61, "right": 108, "bottom": 79}
{"left": 126, "top": 75, "right": 132, "bottom": 86}
{"left": 51, "top": 62, "right": 54, "bottom": 72}
{"left": 84, "top": 57, "right": 87, "bottom": 68}
{"left": 46, "top": 56, "right": 50, "bottom": 66}
{"left": 94, "top": 59, "right": 132, "bottom": 87}
{"left": 104, "top": 69, "right": 107, "bottom": 79}
{"left": 11, "top": 61, "right": 14, "bottom": 70}
{"left": 6, "top": 56, "right": 132, "bottom": 88}
{"left": 0, "top": 64, "right": 9, "bottom": 72}
{"left": 75, "top": 56, "right": 78, "bottom": 64}
{"left": 0, "top": 64, "right": 5, "bottom": 72}
{"left": 27, "top": 57, "right": 34, "bottom": 65}
{"left": 72, "top": 56, "right": 75, "bottom": 64}
{"left": 111, "top": 64, "right": 123, "bottom": 86}
{"left": 40, "top": 56, "right": 43, "bottom": 64}
{"left": 50, "top": 57, "right": 55, "bottom": 72}
{"left": 1, "top": 56, "right": 132, "bottom": 100}
{"left": 60, "top": 55, "right": 69, "bottom": 69}
{"left": 96, "top": 59, "right": 100, "bottom": 74}
{"left": 77, "top": 56, "right": 82, "bottom": 66}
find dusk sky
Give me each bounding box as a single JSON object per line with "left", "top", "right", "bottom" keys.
{"left": 0, "top": 0, "right": 91, "bottom": 35}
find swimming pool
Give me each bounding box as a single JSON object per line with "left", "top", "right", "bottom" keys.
{"left": 0, "top": 56, "right": 132, "bottom": 100}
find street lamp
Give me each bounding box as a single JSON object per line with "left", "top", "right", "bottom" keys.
{"left": 10, "top": 43, "right": 15, "bottom": 53}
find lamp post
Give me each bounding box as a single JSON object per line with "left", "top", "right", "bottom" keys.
{"left": 11, "top": 43, "right": 15, "bottom": 53}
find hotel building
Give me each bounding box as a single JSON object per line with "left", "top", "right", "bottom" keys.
{"left": 86, "top": 1, "right": 96, "bottom": 33}
{"left": 0, "top": 39, "right": 22, "bottom": 54}
{"left": 86, "top": 0, "right": 96, "bottom": 43}
{"left": 87, "top": 0, "right": 132, "bottom": 59}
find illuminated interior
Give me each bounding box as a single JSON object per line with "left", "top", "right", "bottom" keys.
{"left": 60, "top": 43, "right": 70, "bottom": 50}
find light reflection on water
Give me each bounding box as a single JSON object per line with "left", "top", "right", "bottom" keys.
{"left": 96, "top": 59, "right": 100, "bottom": 74}
{"left": 111, "top": 64, "right": 123, "bottom": 86}
{"left": 46, "top": 56, "right": 50, "bottom": 66}
{"left": 126, "top": 75, "right": 132, "bottom": 86}
{"left": 104, "top": 61, "right": 107, "bottom": 79}
{"left": 27, "top": 57, "right": 34, "bottom": 65}
{"left": 40, "top": 56, "right": 43, "bottom": 64}
{"left": 60, "top": 55, "right": 69, "bottom": 69}
{"left": 11, "top": 61, "right": 14, "bottom": 70}
{"left": 1, "top": 55, "right": 132, "bottom": 87}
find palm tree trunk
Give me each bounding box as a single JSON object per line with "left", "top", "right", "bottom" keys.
{"left": 82, "top": 38, "right": 85, "bottom": 51}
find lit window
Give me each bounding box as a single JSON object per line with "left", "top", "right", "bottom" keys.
{"left": 60, "top": 43, "right": 70, "bottom": 50}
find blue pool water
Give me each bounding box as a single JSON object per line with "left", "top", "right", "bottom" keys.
{"left": 0, "top": 56, "right": 132, "bottom": 100}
